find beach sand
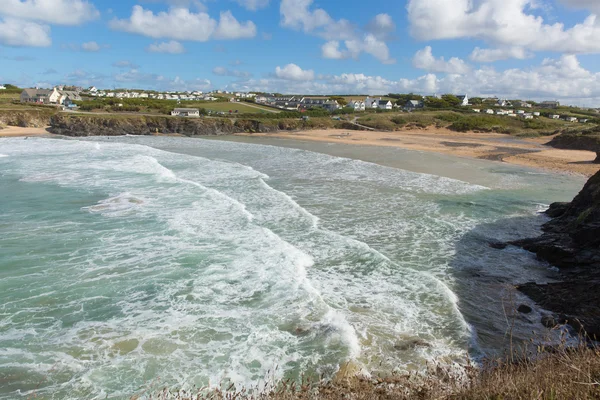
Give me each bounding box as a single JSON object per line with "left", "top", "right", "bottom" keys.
{"left": 0, "top": 126, "right": 51, "bottom": 137}
{"left": 239, "top": 128, "right": 600, "bottom": 177}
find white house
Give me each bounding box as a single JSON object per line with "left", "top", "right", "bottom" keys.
{"left": 171, "top": 108, "right": 200, "bottom": 117}
{"left": 550, "top": 115, "right": 560, "bottom": 119}
{"left": 377, "top": 100, "right": 393, "bottom": 110}
{"left": 456, "top": 94, "right": 469, "bottom": 106}
{"left": 472, "top": 109, "right": 481, "bottom": 113}
{"left": 522, "top": 113, "right": 534, "bottom": 119}
{"left": 406, "top": 100, "right": 424, "bottom": 110}
{"left": 533, "top": 112, "right": 540, "bottom": 116}
{"left": 47, "top": 88, "right": 62, "bottom": 104}
{"left": 88, "top": 86, "right": 98, "bottom": 93}
{"left": 516, "top": 110, "right": 525, "bottom": 114}
{"left": 565, "top": 117, "right": 578, "bottom": 122}
{"left": 485, "top": 109, "right": 494, "bottom": 114}
{"left": 349, "top": 100, "right": 366, "bottom": 111}
{"left": 365, "top": 97, "right": 379, "bottom": 109}
{"left": 0, "top": 85, "right": 6, "bottom": 90}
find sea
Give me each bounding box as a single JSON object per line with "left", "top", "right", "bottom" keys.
{"left": 0, "top": 135, "right": 585, "bottom": 399}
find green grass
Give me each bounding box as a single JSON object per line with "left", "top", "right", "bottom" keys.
{"left": 199, "top": 102, "right": 278, "bottom": 114}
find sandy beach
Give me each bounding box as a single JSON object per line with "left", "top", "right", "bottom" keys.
{"left": 0, "top": 126, "right": 51, "bottom": 137}
{"left": 240, "top": 128, "right": 600, "bottom": 177}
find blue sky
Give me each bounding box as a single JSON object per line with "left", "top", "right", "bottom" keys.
{"left": 2, "top": 0, "right": 600, "bottom": 105}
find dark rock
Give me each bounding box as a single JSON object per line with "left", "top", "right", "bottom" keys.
{"left": 517, "top": 305, "right": 532, "bottom": 314}
{"left": 488, "top": 241, "right": 508, "bottom": 250}
{"left": 512, "top": 170, "right": 600, "bottom": 339}
{"left": 541, "top": 314, "right": 557, "bottom": 328}
{"left": 393, "top": 338, "right": 432, "bottom": 351}
{"left": 545, "top": 202, "right": 570, "bottom": 218}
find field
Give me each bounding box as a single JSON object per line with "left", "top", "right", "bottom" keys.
{"left": 198, "top": 101, "right": 279, "bottom": 114}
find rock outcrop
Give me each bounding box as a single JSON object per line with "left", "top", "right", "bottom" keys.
{"left": 511, "top": 170, "right": 600, "bottom": 337}
{"left": 548, "top": 132, "right": 600, "bottom": 164}
{"left": 47, "top": 114, "right": 337, "bottom": 137}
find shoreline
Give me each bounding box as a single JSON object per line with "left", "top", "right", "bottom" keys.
{"left": 236, "top": 128, "right": 600, "bottom": 177}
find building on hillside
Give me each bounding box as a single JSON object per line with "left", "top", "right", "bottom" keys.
{"left": 521, "top": 113, "right": 534, "bottom": 119}
{"left": 405, "top": 100, "right": 424, "bottom": 110}
{"left": 496, "top": 99, "right": 511, "bottom": 107}
{"left": 365, "top": 97, "right": 379, "bottom": 109}
{"left": 20, "top": 88, "right": 53, "bottom": 103}
{"left": 540, "top": 101, "right": 560, "bottom": 109}
{"left": 58, "top": 90, "right": 81, "bottom": 105}
{"left": 485, "top": 109, "right": 494, "bottom": 114}
{"left": 171, "top": 108, "right": 200, "bottom": 117}
{"left": 580, "top": 119, "right": 589, "bottom": 123}
{"left": 377, "top": 100, "right": 393, "bottom": 110}
{"left": 550, "top": 114, "right": 560, "bottom": 119}
{"left": 533, "top": 112, "right": 541, "bottom": 116}
{"left": 456, "top": 94, "right": 469, "bottom": 106}
{"left": 0, "top": 85, "right": 6, "bottom": 90}
{"left": 472, "top": 109, "right": 481, "bottom": 113}
{"left": 516, "top": 101, "right": 532, "bottom": 108}
{"left": 88, "top": 86, "right": 98, "bottom": 93}
{"left": 349, "top": 100, "right": 366, "bottom": 111}
{"left": 565, "top": 116, "right": 578, "bottom": 122}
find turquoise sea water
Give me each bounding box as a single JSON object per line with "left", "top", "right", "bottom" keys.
{"left": 0, "top": 136, "right": 585, "bottom": 399}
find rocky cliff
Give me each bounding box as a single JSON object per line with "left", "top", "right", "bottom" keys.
{"left": 548, "top": 131, "right": 600, "bottom": 163}
{"left": 0, "top": 109, "right": 54, "bottom": 128}
{"left": 47, "top": 114, "right": 338, "bottom": 137}
{"left": 511, "top": 170, "right": 600, "bottom": 337}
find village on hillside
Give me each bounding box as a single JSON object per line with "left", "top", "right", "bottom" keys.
{"left": 7, "top": 84, "right": 599, "bottom": 124}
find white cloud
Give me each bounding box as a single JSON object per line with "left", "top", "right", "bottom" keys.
{"left": 280, "top": 0, "right": 394, "bottom": 64}
{"left": 0, "top": 18, "right": 51, "bottom": 47}
{"left": 234, "top": 0, "right": 269, "bottom": 11}
{"left": 213, "top": 11, "right": 257, "bottom": 39}
{"left": 212, "top": 66, "right": 252, "bottom": 78}
{"left": 81, "top": 41, "right": 100, "bottom": 52}
{"left": 413, "top": 46, "right": 470, "bottom": 74}
{"left": 0, "top": 0, "right": 99, "bottom": 25}
{"left": 469, "top": 47, "right": 532, "bottom": 62}
{"left": 365, "top": 13, "right": 396, "bottom": 39}
{"left": 321, "top": 35, "right": 395, "bottom": 64}
{"left": 275, "top": 64, "right": 315, "bottom": 81}
{"left": 110, "top": 5, "right": 256, "bottom": 41}
{"left": 560, "top": 0, "right": 600, "bottom": 13}
{"left": 228, "top": 55, "right": 600, "bottom": 106}
{"left": 408, "top": 0, "right": 600, "bottom": 55}
{"left": 146, "top": 40, "right": 186, "bottom": 54}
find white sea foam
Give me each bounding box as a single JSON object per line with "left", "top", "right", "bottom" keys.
{"left": 0, "top": 136, "right": 584, "bottom": 398}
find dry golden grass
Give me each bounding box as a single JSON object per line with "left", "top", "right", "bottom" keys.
{"left": 137, "top": 343, "right": 600, "bottom": 400}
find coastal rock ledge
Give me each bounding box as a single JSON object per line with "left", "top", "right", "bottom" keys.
{"left": 510, "top": 169, "right": 600, "bottom": 337}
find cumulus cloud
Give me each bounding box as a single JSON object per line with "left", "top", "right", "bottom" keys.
{"left": 63, "top": 41, "right": 109, "bottom": 52}
{"left": 146, "top": 40, "right": 186, "bottom": 54}
{"left": 275, "top": 64, "right": 315, "bottom": 81}
{"left": 0, "top": 0, "right": 99, "bottom": 25}
{"left": 110, "top": 5, "right": 256, "bottom": 41}
{"left": 234, "top": 0, "right": 270, "bottom": 11}
{"left": 413, "top": 46, "right": 470, "bottom": 74}
{"left": 228, "top": 55, "right": 600, "bottom": 106}
{"left": 408, "top": 0, "right": 600, "bottom": 56}
{"left": 470, "top": 46, "right": 532, "bottom": 62}
{"left": 0, "top": 18, "right": 51, "bottom": 47}
{"left": 281, "top": 0, "right": 395, "bottom": 63}
{"left": 213, "top": 66, "right": 252, "bottom": 78}
{"left": 365, "top": 13, "right": 396, "bottom": 39}
{"left": 560, "top": 0, "right": 600, "bottom": 13}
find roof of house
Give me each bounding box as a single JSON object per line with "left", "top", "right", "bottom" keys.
{"left": 407, "top": 100, "right": 422, "bottom": 106}
{"left": 173, "top": 108, "right": 200, "bottom": 112}
{"left": 22, "top": 88, "right": 52, "bottom": 97}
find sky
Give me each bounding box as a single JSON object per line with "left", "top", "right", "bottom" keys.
{"left": 2, "top": 0, "right": 600, "bottom": 105}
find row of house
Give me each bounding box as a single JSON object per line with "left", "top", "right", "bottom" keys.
{"left": 348, "top": 97, "right": 394, "bottom": 111}
{"left": 20, "top": 88, "right": 81, "bottom": 107}
{"left": 256, "top": 95, "right": 394, "bottom": 112}
{"left": 549, "top": 114, "right": 588, "bottom": 123}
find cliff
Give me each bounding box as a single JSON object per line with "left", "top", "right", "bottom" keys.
{"left": 0, "top": 109, "right": 55, "bottom": 128}
{"left": 511, "top": 170, "right": 600, "bottom": 337}
{"left": 548, "top": 130, "right": 600, "bottom": 163}
{"left": 47, "top": 114, "right": 339, "bottom": 137}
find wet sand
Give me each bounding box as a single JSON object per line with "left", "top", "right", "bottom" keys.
{"left": 238, "top": 128, "right": 600, "bottom": 177}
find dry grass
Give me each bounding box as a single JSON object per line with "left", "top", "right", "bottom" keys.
{"left": 137, "top": 343, "right": 600, "bottom": 400}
